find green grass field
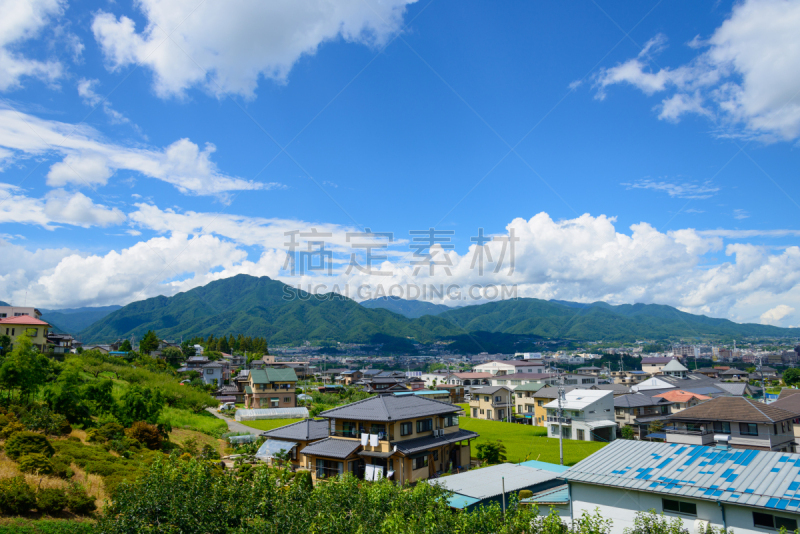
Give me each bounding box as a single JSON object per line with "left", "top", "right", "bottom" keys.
{"left": 458, "top": 417, "right": 606, "bottom": 466}
{"left": 238, "top": 418, "right": 304, "bottom": 431}
{"left": 159, "top": 407, "right": 228, "bottom": 437}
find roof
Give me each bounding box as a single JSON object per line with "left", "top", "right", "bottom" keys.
{"left": 721, "top": 368, "right": 747, "bottom": 375}
{"left": 471, "top": 386, "right": 511, "bottom": 395}
{"left": 249, "top": 367, "right": 298, "bottom": 384}
{"left": 494, "top": 372, "right": 559, "bottom": 380}
{"left": 519, "top": 460, "right": 570, "bottom": 473}
{"left": 478, "top": 360, "right": 545, "bottom": 368}
{"left": 393, "top": 429, "right": 479, "bottom": 455}
{"left": 261, "top": 418, "right": 329, "bottom": 441}
{"left": 452, "top": 372, "right": 493, "bottom": 379}
{"left": 0, "top": 316, "right": 50, "bottom": 326}
{"left": 394, "top": 390, "right": 450, "bottom": 396}
{"left": 319, "top": 395, "right": 460, "bottom": 422}
{"left": 534, "top": 386, "right": 578, "bottom": 399}
{"left": 615, "top": 394, "right": 672, "bottom": 408}
{"left": 593, "top": 384, "right": 632, "bottom": 394}
{"left": 202, "top": 362, "right": 224, "bottom": 368}
{"left": 767, "top": 395, "right": 800, "bottom": 415}
{"left": 564, "top": 439, "right": 800, "bottom": 513}
{"left": 543, "top": 389, "right": 613, "bottom": 410}
{"left": 515, "top": 382, "right": 547, "bottom": 393}
{"left": 778, "top": 389, "right": 800, "bottom": 401}
{"left": 662, "top": 359, "right": 689, "bottom": 372}
{"left": 523, "top": 485, "right": 570, "bottom": 505}
{"left": 641, "top": 357, "right": 678, "bottom": 364}
{"left": 300, "top": 437, "right": 361, "bottom": 459}
{"left": 433, "top": 462, "right": 562, "bottom": 501}
{"left": 667, "top": 396, "right": 796, "bottom": 423}
{"left": 653, "top": 390, "right": 711, "bottom": 403}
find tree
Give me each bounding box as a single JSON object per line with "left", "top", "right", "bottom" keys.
{"left": 624, "top": 510, "right": 689, "bottom": 534}
{"left": 0, "top": 335, "right": 52, "bottom": 402}
{"left": 620, "top": 425, "right": 635, "bottom": 440}
{"left": 162, "top": 347, "right": 184, "bottom": 367}
{"left": 116, "top": 385, "right": 165, "bottom": 426}
{"left": 0, "top": 334, "right": 10, "bottom": 356}
{"left": 82, "top": 379, "right": 116, "bottom": 413}
{"left": 476, "top": 440, "right": 507, "bottom": 464}
{"left": 119, "top": 339, "right": 133, "bottom": 352}
{"left": 783, "top": 368, "right": 800, "bottom": 387}
{"left": 181, "top": 341, "right": 196, "bottom": 358}
{"left": 139, "top": 330, "right": 160, "bottom": 355}
{"left": 44, "top": 366, "right": 92, "bottom": 424}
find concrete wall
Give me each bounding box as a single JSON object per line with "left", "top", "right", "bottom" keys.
{"left": 570, "top": 482, "right": 790, "bottom": 534}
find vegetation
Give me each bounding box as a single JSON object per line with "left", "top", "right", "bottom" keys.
{"left": 238, "top": 418, "right": 304, "bottom": 432}
{"left": 475, "top": 440, "right": 507, "bottom": 464}
{"left": 783, "top": 368, "right": 800, "bottom": 386}
{"left": 0, "top": 518, "right": 97, "bottom": 534}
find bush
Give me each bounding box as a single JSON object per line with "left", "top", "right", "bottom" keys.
{"left": 5, "top": 432, "right": 55, "bottom": 460}
{"left": 0, "top": 421, "right": 26, "bottom": 439}
{"left": 20, "top": 406, "right": 72, "bottom": 436}
{"left": 518, "top": 489, "right": 533, "bottom": 500}
{"left": 125, "top": 421, "right": 162, "bottom": 450}
{"left": 18, "top": 453, "right": 55, "bottom": 475}
{"left": 66, "top": 483, "right": 96, "bottom": 515}
{"left": 36, "top": 487, "right": 69, "bottom": 514}
{"left": 0, "top": 476, "right": 36, "bottom": 515}
{"left": 88, "top": 422, "right": 125, "bottom": 443}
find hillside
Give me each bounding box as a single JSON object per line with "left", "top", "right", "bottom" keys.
{"left": 79, "top": 275, "right": 800, "bottom": 345}
{"left": 41, "top": 305, "right": 122, "bottom": 334}
{"left": 360, "top": 296, "right": 451, "bottom": 318}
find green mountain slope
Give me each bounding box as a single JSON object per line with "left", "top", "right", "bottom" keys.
{"left": 41, "top": 305, "right": 122, "bottom": 334}
{"left": 360, "top": 296, "right": 451, "bottom": 318}
{"left": 79, "top": 275, "right": 800, "bottom": 344}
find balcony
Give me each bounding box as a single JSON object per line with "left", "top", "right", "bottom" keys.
{"left": 492, "top": 401, "right": 514, "bottom": 407}
{"left": 664, "top": 426, "right": 715, "bottom": 445}
{"left": 664, "top": 426, "right": 713, "bottom": 435}
{"left": 330, "top": 430, "right": 394, "bottom": 441}
{"left": 547, "top": 416, "right": 572, "bottom": 425}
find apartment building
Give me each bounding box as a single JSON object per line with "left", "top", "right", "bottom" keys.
{"left": 614, "top": 394, "right": 673, "bottom": 439}
{"left": 302, "top": 395, "right": 478, "bottom": 483}
{"left": 244, "top": 367, "right": 298, "bottom": 409}
{"left": 492, "top": 372, "right": 598, "bottom": 390}
{"left": 665, "top": 396, "right": 796, "bottom": 452}
{"left": 473, "top": 360, "right": 546, "bottom": 376}
{"left": 544, "top": 389, "right": 616, "bottom": 442}
{"left": 468, "top": 386, "right": 513, "bottom": 421}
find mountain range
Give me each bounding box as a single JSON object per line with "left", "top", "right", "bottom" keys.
{"left": 74, "top": 274, "right": 799, "bottom": 346}
{"left": 360, "top": 296, "right": 451, "bottom": 318}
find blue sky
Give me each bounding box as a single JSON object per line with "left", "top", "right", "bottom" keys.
{"left": 1, "top": 0, "right": 799, "bottom": 327}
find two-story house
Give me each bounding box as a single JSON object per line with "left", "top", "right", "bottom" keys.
{"left": 300, "top": 395, "right": 478, "bottom": 483}
{"left": 515, "top": 382, "right": 546, "bottom": 418}
{"left": 258, "top": 418, "right": 329, "bottom": 469}
{"left": 469, "top": 386, "right": 514, "bottom": 421}
{"left": 531, "top": 386, "right": 577, "bottom": 426}
{"left": 652, "top": 390, "right": 710, "bottom": 413}
{"left": 244, "top": 367, "right": 298, "bottom": 409}
{"left": 665, "top": 396, "right": 796, "bottom": 452}
{"left": 201, "top": 361, "right": 224, "bottom": 386}
{"left": 336, "top": 370, "right": 363, "bottom": 385}
{"left": 0, "top": 315, "right": 51, "bottom": 352}
{"left": 641, "top": 357, "right": 682, "bottom": 375}
{"left": 473, "top": 360, "right": 547, "bottom": 376}
{"left": 614, "top": 394, "right": 673, "bottom": 439}
{"left": 720, "top": 368, "right": 748, "bottom": 382}
{"left": 544, "top": 389, "right": 616, "bottom": 442}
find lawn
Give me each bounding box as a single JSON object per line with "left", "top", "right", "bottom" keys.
{"left": 159, "top": 407, "right": 228, "bottom": 437}
{"left": 458, "top": 417, "right": 606, "bottom": 466}
{"left": 238, "top": 418, "right": 304, "bottom": 432}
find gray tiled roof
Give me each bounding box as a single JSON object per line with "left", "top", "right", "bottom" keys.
{"left": 615, "top": 394, "right": 671, "bottom": 408}
{"left": 533, "top": 386, "right": 578, "bottom": 399}
{"left": 471, "top": 386, "right": 510, "bottom": 395}
{"left": 593, "top": 384, "right": 631, "bottom": 393}
{"left": 319, "top": 395, "right": 460, "bottom": 422}
{"left": 392, "top": 429, "right": 479, "bottom": 455}
{"left": 262, "top": 418, "right": 329, "bottom": 441}
{"left": 300, "top": 437, "right": 361, "bottom": 459}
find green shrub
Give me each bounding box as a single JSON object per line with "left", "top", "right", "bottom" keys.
{"left": 97, "top": 422, "right": 125, "bottom": 442}
{"left": 20, "top": 406, "right": 72, "bottom": 436}
{"left": 18, "top": 453, "right": 55, "bottom": 475}
{"left": 125, "top": 422, "right": 162, "bottom": 450}
{"left": 518, "top": 489, "right": 533, "bottom": 500}
{"left": 0, "top": 476, "right": 36, "bottom": 515}
{"left": 0, "top": 414, "right": 10, "bottom": 429}
{"left": 36, "top": 487, "right": 69, "bottom": 514}
{"left": 5, "top": 432, "right": 55, "bottom": 460}
{"left": 0, "top": 421, "right": 26, "bottom": 439}
{"left": 0, "top": 518, "right": 97, "bottom": 533}
{"left": 66, "top": 483, "right": 96, "bottom": 515}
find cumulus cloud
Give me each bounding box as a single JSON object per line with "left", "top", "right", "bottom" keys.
{"left": 0, "top": 107, "right": 279, "bottom": 195}
{"left": 0, "top": 184, "right": 125, "bottom": 229}
{"left": 760, "top": 304, "right": 795, "bottom": 325}
{"left": 593, "top": 0, "right": 800, "bottom": 141}
{"left": 621, "top": 178, "right": 720, "bottom": 199}
{"left": 7, "top": 207, "right": 800, "bottom": 326}
{"left": 0, "top": 0, "right": 65, "bottom": 91}
{"left": 92, "top": 0, "right": 417, "bottom": 99}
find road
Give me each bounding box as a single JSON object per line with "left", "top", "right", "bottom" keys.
{"left": 205, "top": 408, "right": 261, "bottom": 436}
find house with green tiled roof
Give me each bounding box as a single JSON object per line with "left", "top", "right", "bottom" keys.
{"left": 244, "top": 366, "right": 298, "bottom": 409}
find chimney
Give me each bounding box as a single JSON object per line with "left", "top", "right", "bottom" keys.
{"left": 714, "top": 434, "right": 731, "bottom": 451}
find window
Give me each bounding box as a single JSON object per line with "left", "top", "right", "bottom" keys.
{"left": 343, "top": 421, "right": 358, "bottom": 438}
{"left": 577, "top": 429, "right": 585, "bottom": 440}
{"left": 537, "top": 400, "right": 544, "bottom": 407}
{"left": 433, "top": 451, "right": 438, "bottom": 461}
{"left": 494, "top": 396, "right": 502, "bottom": 403}
{"left": 284, "top": 397, "right": 291, "bottom": 403}
{"left": 550, "top": 425, "right": 559, "bottom": 436}
{"left": 713, "top": 422, "right": 731, "bottom": 434}
{"left": 582, "top": 379, "right": 593, "bottom": 384}
{"left": 662, "top": 499, "right": 697, "bottom": 516}
{"left": 484, "top": 396, "right": 490, "bottom": 402}
{"left": 417, "top": 419, "right": 433, "bottom": 433}
{"left": 472, "top": 408, "right": 478, "bottom": 417}
{"left": 753, "top": 512, "right": 797, "bottom": 531}
{"left": 480, "top": 409, "right": 484, "bottom": 415}
{"left": 270, "top": 398, "right": 279, "bottom": 408}
{"left": 400, "top": 422, "right": 413, "bottom": 436}
{"left": 443, "top": 415, "right": 458, "bottom": 427}
{"left": 412, "top": 456, "right": 428, "bottom": 470}
{"left": 739, "top": 423, "right": 758, "bottom": 436}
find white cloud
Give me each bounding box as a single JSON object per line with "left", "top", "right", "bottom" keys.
{"left": 77, "top": 78, "right": 129, "bottom": 124}
{"left": 0, "top": 107, "right": 279, "bottom": 195}
{"left": 621, "top": 178, "right": 720, "bottom": 199}
{"left": 0, "top": 184, "right": 125, "bottom": 229}
{"left": 698, "top": 229, "right": 800, "bottom": 239}
{"left": 760, "top": 304, "right": 795, "bottom": 325}
{"left": 0, "top": 0, "right": 65, "bottom": 91}
{"left": 734, "top": 209, "right": 749, "bottom": 220}
{"left": 594, "top": 0, "right": 800, "bottom": 141}
{"left": 92, "top": 0, "right": 417, "bottom": 99}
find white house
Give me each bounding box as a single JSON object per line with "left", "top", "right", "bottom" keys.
{"left": 565, "top": 439, "right": 800, "bottom": 534}
{"left": 473, "top": 360, "right": 546, "bottom": 376}
{"left": 544, "top": 389, "right": 616, "bottom": 442}
{"left": 491, "top": 372, "right": 598, "bottom": 391}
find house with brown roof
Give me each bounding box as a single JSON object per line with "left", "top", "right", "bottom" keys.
{"left": 652, "top": 390, "right": 711, "bottom": 413}
{"left": 0, "top": 315, "right": 51, "bottom": 352}
{"left": 301, "top": 395, "right": 478, "bottom": 484}
{"left": 469, "top": 386, "right": 513, "bottom": 421}
{"left": 665, "top": 396, "right": 796, "bottom": 452}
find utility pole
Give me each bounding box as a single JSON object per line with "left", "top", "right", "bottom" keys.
{"left": 757, "top": 354, "right": 766, "bottom": 403}
{"left": 557, "top": 373, "right": 565, "bottom": 466}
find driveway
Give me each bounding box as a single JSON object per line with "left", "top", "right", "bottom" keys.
{"left": 205, "top": 408, "right": 261, "bottom": 436}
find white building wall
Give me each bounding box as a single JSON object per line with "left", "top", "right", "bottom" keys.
{"left": 570, "top": 482, "right": 785, "bottom": 534}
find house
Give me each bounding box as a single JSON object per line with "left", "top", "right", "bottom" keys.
{"left": 244, "top": 367, "right": 298, "bottom": 409}
{"left": 46, "top": 333, "right": 73, "bottom": 355}
{"left": 257, "top": 418, "right": 329, "bottom": 469}
{"left": 564, "top": 439, "right": 800, "bottom": 534}
{"left": 318, "top": 368, "right": 349, "bottom": 382}
{"left": 665, "top": 396, "right": 796, "bottom": 452}
{"left": 695, "top": 367, "right": 721, "bottom": 379}
{"left": 336, "top": 370, "right": 363, "bottom": 385}
{"left": 574, "top": 366, "right": 603, "bottom": 376}
{"left": 544, "top": 389, "right": 616, "bottom": 442}
{"left": 491, "top": 372, "right": 598, "bottom": 390}
{"left": 632, "top": 372, "right": 748, "bottom": 399}
{"left": 521, "top": 484, "right": 571, "bottom": 519}
{"left": 472, "top": 360, "right": 547, "bottom": 376}
{"left": 201, "top": 362, "right": 224, "bottom": 386}
{"left": 641, "top": 357, "right": 681, "bottom": 375}
{"left": 514, "top": 382, "right": 547, "bottom": 419}
{"left": 436, "top": 384, "right": 466, "bottom": 403}
{"left": 0, "top": 315, "right": 51, "bottom": 352}
{"left": 769, "top": 390, "right": 800, "bottom": 442}
{"left": 432, "top": 460, "right": 567, "bottom": 511}
{"left": 0, "top": 306, "right": 41, "bottom": 319}
{"left": 421, "top": 372, "right": 452, "bottom": 388}
{"left": 720, "top": 368, "right": 748, "bottom": 382}
{"left": 358, "top": 377, "right": 411, "bottom": 394}
{"left": 614, "top": 394, "right": 673, "bottom": 439}
{"left": 531, "top": 386, "right": 578, "bottom": 427}
{"left": 660, "top": 359, "right": 689, "bottom": 379}
{"left": 449, "top": 372, "right": 492, "bottom": 387}
{"left": 185, "top": 355, "right": 210, "bottom": 370}
{"left": 652, "top": 390, "right": 710, "bottom": 413}
{"left": 609, "top": 370, "right": 652, "bottom": 386}
{"left": 469, "top": 386, "right": 514, "bottom": 421}
{"left": 590, "top": 383, "right": 631, "bottom": 397}
{"left": 214, "top": 385, "right": 244, "bottom": 404}
{"left": 394, "top": 390, "right": 451, "bottom": 403}
{"left": 301, "top": 395, "right": 478, "bottom": 484}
